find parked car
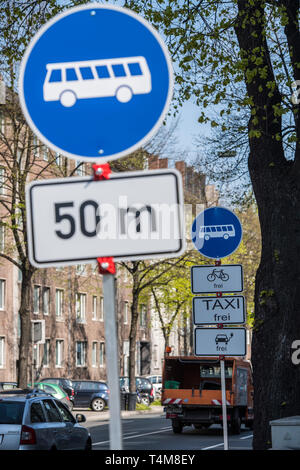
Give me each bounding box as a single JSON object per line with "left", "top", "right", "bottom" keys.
{"left": 120, "top": 377, "right": 154, "bottom": 403}
{"left": 38, "top": 377, "right": 75, "bottom": 404}
{"left": 34, "top": 382, "right": 73, "bottom": 411}
{"left": 0, "top": 389, "right": 91, "bottom": 450}
{"left": 145, "top": 375, "right": 162, "bottom": 399}
{"left": 0, "top": 382, "right": 18, "bottom": 391}
{"left": 72, "top": 380, "right": 109, "bottom": 411}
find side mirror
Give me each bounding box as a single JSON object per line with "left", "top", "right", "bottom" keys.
{"left": 76, "top": 413, "right": 86, "bottom": 423}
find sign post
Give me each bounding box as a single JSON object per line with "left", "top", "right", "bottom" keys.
{"left": 220, "top": 357, "right": 228, "bottom": 451}
{"left": 191, "top": 208, "right": 245, "bottom": 450}
{"left": 102, "top": 270, "right": 122, "bottom": 450}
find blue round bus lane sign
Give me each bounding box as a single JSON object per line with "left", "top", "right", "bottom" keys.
{"left": 191, "top": 207, "right": 243, "bottom": 260}
{"left": 19, "top": 3, "right": 173, "bottom": 162}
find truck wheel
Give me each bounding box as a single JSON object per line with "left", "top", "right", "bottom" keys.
{"left": 172, "top": 421, "right": 183, "bottom": 434}
{"left": 230, "top": 409, "right": 241, "bottom": 434}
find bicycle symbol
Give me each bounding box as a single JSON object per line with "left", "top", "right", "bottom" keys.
{"left": 207, "top": 269, "right": 229, "bottom": 282}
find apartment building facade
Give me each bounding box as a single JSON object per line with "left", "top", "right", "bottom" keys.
{"left": 0, "top": 79, "right": 227, "bottom": 384}
{"left": 0, "top": 81, "right": 151, "bottom": 384}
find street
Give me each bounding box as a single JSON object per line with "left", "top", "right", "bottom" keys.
{"left": 83, "top": 411, "right": 253, "bottom": 451}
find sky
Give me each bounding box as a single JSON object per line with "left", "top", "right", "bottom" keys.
{"left": 174, "top": 101, "right": 204, "bottom": 153}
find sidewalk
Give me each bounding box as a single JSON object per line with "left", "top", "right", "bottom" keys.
{"left": 75, "top": 405, "right": 164, "bottom": 423}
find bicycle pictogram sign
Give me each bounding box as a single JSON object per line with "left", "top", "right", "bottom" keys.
{"left": 207, "top": 268, "right": 229, "bottom": 282}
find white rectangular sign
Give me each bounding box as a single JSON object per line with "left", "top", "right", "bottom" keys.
{"left": 26, "top": 169, "right": 185, "bottom": 267}
{"left": 191, "top": 265, "right": 243, "bottom": 294}
{"left": 193, "top": 296, "right": 245, "bottom": 325}
{"left": 194, "top": 327, "right": 246, "bottom": 357}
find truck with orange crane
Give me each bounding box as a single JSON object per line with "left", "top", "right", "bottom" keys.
{"left": 161, "top": 355, "right": 253, "bottom": 434}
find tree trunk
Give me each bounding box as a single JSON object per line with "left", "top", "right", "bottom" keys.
{"left": 249, "top": 145, "right": 300, "bottom": 449}
{"left": 18, "top": 269, "right": 34, "bottom": 388}
{"left": 129, "top": 274, "right": 139, "bottom": 394}
{"left": 235, "top": 0, "right": 300, "bottom": 449}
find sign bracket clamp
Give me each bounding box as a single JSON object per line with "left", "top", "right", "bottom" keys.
{"left": 92, "top": 163, "right": 121, "bottom": 450}
{"left": 92, "top": 163, "right": 116, "bottom": 276}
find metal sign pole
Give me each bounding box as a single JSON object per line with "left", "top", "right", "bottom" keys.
{"left": 102, "top": 271, "right": 123, "bottom": 450}
{"left": 93, "top": 164, "right": 122, "bottom": 450}
{"left": 220, "top": 357, "right": 228, "bottom": 450}
{"left": 215, "top": 259, "right": 228, "bottom": 450}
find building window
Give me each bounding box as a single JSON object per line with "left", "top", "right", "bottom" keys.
{"left": 99, "top": 296, "right": 104, "bottom": 321}
{"left": 76, "top": 341, "right": 87, "bottom": 367}
{"left": 42, "top": 146, "right": 48, "bottom": 161}
{"left": 92, "top": 342, "right": 98, "bottom": 367}
{"left": 33, "top": 343, "right": 39, "bottom": 368}
{"left": 42, "top": 339, "right": 50, "bottom": 367}
{"left": 92, "top": 296, "right": 97, "bottom": 320}
{"left": 32, "top": 135, "right": 39, "bottom": 158}
{"left": 124, "top": 301, "right": 129, "bottom": 324}
{"left": 55, "top": 152, "right": 63, "bottom": 167}
{"left": 0, "top": 279, "right": 5, "bottom": 310}
{"left": 55, "top": 289, "right": 64, "bottom": 318}
{"left": 0, "top": 337, "right": 5, "bottom": 367}
{"left": 139, "top": 304, "right": 147, "bottom": 328}
{"left": 0, "top": 167, "right": 5, "bottom": 195}
{"left": 0, "top": 225, "right": 5, "bottom": 251}
{"left": 123, "top": 341, "right": 129, "bottom": 376}
{"left": 33, "top": 285, "right": 40, "bottom": 314}
{"left": 76, "top": 264, "right": 86, "bottom": 276}
{"left": 43, "top": 287, "right": 50, "bottom": 315}
{"left": 99, "top": 342, "right": 105, "bottom": 367}
{"left": 75, "top": 160, "right": 85, "bottom": 176}
{"left": 76, "top": 293, "right": 86, "bottom": 323}
{"left": 0, "top": 111, "right": 5, "bottom": 134}
{"left": 55, "top": 340, "right": 64, "bottom": 367}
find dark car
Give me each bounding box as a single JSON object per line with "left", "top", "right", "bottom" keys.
{"left": 39, "top": 378, "right": 75, "bottom": 405}
{"left": 0, "top": 382, "right": 18, "bottom": 391}
{"left": 72, "top": 380, "right": 109, "bottom": 411}
{"left": 120, "top": 377, "right": 154, "bottom": 403}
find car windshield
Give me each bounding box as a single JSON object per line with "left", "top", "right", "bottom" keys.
{"left": 0, "top": 401, "right": 25, "bottom": 424}
{"left": 139, "top": 379, "right": 150, "bottom": 386}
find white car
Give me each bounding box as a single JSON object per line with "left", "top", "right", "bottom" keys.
{"left": 0, "top": 389, "right": 91, "bottom": 450}
{"left": 145, "top": 375, "right": 162, "bottom": 399}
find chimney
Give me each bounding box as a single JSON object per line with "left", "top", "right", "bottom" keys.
{"left": 175, "top": 161, "right": 186, "bottom": 187}
{"left": 148, "top": 155, "right": 159, "bottom": 169}
{"left": 158, "top": 158, "right": 168, "bottom": 169}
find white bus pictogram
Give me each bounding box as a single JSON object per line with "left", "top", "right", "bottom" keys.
{"left": 43, "top": 56, "right": 152, "bottom": 107}
{"left": 199, "top": 224, "right": 235, "bottom": 241}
